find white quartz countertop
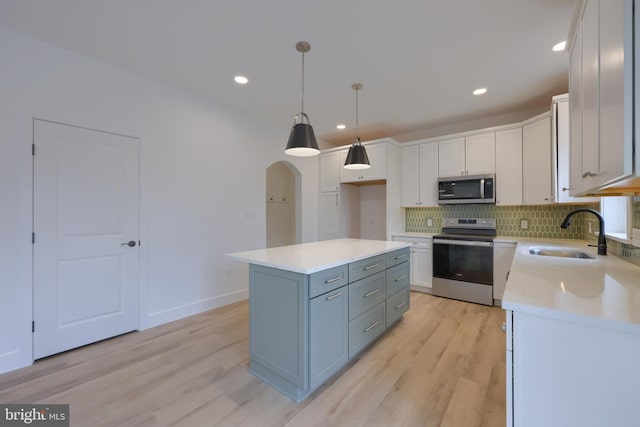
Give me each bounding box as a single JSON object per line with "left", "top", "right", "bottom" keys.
{"left": 502, "top": 238, "right": 640, "bottom": 331}
{"left": 226, "top": 238, "right": 410, "bottom": 274}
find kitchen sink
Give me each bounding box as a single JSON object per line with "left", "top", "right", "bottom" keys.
{"left": 528, "top": 246, "right": 596, "bottom": 259}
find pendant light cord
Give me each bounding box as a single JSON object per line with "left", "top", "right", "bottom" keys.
{"left": 301, "top": 51, "right": 305, "bottom": 114}
{"left": 355, "top": 86, "right": 359, "bottom": 143}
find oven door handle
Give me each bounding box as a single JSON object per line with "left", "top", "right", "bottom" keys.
{"left": 433, "top": 239, "right": 493, "bottom": 248}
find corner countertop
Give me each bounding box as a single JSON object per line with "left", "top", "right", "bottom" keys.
{"left": 226, "top": 238, "right": 410, "bottom": 275}
{"left": 502, "top": 238, "right": 640, "bottom": 332}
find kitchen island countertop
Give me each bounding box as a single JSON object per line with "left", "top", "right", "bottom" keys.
{"left": 226, "top": 238, "right": 410, "bottom": 274}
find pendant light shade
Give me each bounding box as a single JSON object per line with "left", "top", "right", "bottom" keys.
{"left": 344, "top": 83, "right": 371, "bottom": 169}
{"left": 285, "top": 41, "right": 320, "bottom": 157}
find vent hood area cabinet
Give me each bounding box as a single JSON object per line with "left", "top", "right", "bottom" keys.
{"left": 437, "top": 132, "right": 495, "bottom": 178}
{"left": 339, "top": 143, "right": 387, "bottom": 183}
{"left": 568, "top": 0, "right": 639, "bottom": 196}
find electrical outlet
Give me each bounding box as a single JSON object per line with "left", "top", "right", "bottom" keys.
{"left": 427, "top": 218, "right": 433, "bottom": 227}
{"left": 520, "top": 219, "right": 528, "bottom": 230}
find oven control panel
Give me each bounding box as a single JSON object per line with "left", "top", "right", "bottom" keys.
{"left": 442, "top": 218, "right": 496, "bottom": 229}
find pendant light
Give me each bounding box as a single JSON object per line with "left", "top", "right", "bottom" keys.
{"left": 285, "top": 41, "right": 320, "bottom": 157}
{"left": 344, "top": 83, "right": 371, "bottom": 169}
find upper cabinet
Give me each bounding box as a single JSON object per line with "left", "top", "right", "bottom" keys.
{"left": 339, "top": 143, "right": 387, "bottom": 183}
{"left": 495, "top": 127, "right": 523, "bottom": 206}
{"left": 438, "top": 132, "right": 495, "bottom": 178}
{"left": 401, "top": 142, "right": 438, "bottom": 207}
{"left": 568, "top": 0, "right": 635, "bottom": 195}
{"left": 320, "top": 151, "right": 340, "bottom": 192}
{"left": 522, "top": 113, "right": 554, "bottom": 205}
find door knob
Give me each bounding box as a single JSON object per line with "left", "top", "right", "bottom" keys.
{"left": 121, "top": 240, "right": 136, "bottom": 247}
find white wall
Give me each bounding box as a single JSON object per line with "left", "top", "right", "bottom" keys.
{"left": 0, "top": 26, "right": 319, "bottom": 374}
{"left": 266, "top": 162, "right": 297, "bottom": 248}
{"left": 360, "top": 185, "right": 386, "bottom": 240}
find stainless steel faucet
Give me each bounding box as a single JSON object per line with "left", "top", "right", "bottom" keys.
{"left": 560, "top": 208, "right": 607, "bottom": 255}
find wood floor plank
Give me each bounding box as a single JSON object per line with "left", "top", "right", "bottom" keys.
{"left": 0, "top": 292, "right": 506, "bottom": 427}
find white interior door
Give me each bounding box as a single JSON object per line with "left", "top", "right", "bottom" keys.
{"left": 33, "top": 120, "right": 140, "bottom": 359}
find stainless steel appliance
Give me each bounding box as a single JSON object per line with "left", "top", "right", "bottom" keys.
{"left": 437, "top": 174, "right": 495, "bottom": 205}
{"left": 432, "top": 218, "right": 496, "bottom": 305}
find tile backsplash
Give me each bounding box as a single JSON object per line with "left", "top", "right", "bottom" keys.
{"left": 406, "top": 197, "right": 640, "bottom": 266}
{"left": 405, "top": 203, "right": 599, "bottom": 239}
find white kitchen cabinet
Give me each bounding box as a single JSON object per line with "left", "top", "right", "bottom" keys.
{"left": 319, "top": 192, "right": 340, "bottom": 240}
{"left": 320, "top": 151, "right": 340, "bottom": 192}
{"left": 495, "top": 128, "right": 523, "bottom": 206}
{"left": 506, "top": 309, "right": 640, "bottom": 427}
{"left": 339, "top": 143, "right": 387, "bottom": 183}
{"left": 391, "top": 235, "right": 432, "bottom": 292}
{"left": 401, "top": 142, "right": 438, "bottom": 207}
{"left": 438, "top": 133, "right": 495, "bottom": 178}
{"left": 568, "top": 0, "right": 635, "bottom": 195}
{"left": 522, "top": 114, "right": 553, "bottom": 205}
{"left": 493, "top": 242, "right": 516, "bottom": 303}
{"left": 553, "top": 95, "right": 599, "bottom": 203}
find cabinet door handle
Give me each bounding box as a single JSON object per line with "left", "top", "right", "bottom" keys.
{"left": 325, "top": 292, "right": 343, "bottom": 301}
{"left": 582, "top": 171, "right": 599, "bottom": 178}
{"left": 394, "top": 274, "right": 408, "bottom": 282}
{"left": 324, "top": 275, "right": 343, "bottom": 284}
{"left": 364, "top": 321, "right": 379, "bottom": 333}
{"left": 394, "top": 254, "right": 408, "bottom": 260}
{"left": 364, "top": 263, "right": 379, "bottom": 270}
{"left": 394, "top": 301, "right": 407, "bottom": 310}
{"left": 562, "top": 187, "right": 572, "bottom": 192}
{"left": 363, "top": 289, "right": 380, "bottom": 298}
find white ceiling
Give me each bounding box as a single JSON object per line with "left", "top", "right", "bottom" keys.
{"left": 0, "top": 0, "right": 575, "bottom": 146}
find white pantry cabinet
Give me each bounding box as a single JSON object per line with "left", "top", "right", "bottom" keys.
{"left": 320, "top": 151, "right": 340, "bottom": 192}
{"left": 568, "top": 0, "right": 635, "bottom": 195}
{"left": 438, "top": 132, "right": 495, "bottom": 178}
{"left": 401, "top": 142, "right": 438, "bottom": 207}
{"left": 522, "top": 113, "right": 553, "bottom": 205}
{"left": 495, "top": 128, "right": 523, "bottom": 206}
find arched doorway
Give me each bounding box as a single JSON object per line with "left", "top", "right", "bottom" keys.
{"left": 266, "top": 161, "right": 301, "bottom": 248}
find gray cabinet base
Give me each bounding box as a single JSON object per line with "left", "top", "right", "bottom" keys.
{"left": 249, "top": 361, "right": 311, "bottom": 403}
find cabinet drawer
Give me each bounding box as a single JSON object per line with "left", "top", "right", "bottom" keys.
{"left": 348, "top": 302, "right": 385, "bottom": 359}
{"left": 309, "top": 264, "right": 349, "bottom": 298}
{"left": 386, "top": 247, "right": 410, "bottom": 268}
{"left": 349, "top": 271, "right": 386, "bottom": 321}
{"left": 349, "top": 254, "right": 385, "bottom": 283}
{"left": 386, "top": 288, "right": 410, "bottom": 328}
{"left": 386, "top": 261, "right": 409, "bottom": 296}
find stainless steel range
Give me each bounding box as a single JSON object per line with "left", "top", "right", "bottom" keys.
{"left": 432, "top": 218, "right": 496, "bottom": 306}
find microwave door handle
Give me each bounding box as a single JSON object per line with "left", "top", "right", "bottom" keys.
{"left": 480, "top": 178, "right": 485, "bottom": 199}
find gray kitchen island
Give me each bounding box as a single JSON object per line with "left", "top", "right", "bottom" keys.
{"left": 227, "top": 238, "right": 411, "bottom": 402}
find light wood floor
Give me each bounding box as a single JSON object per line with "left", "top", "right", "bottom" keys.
{"left": 0, "top": 292, "right": 507, "bottom": 427}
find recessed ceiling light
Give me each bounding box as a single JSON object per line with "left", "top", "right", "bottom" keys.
{"left": 552, "top": 41, "right": 567, "bottom": 52}
{"left": 473, "top": 88, "right": 487, "bottom": 96}
{"left": 336, "top": 124, "right": 346, "bottom": 130}
{"left": 234, "top": 75, "right": 249, "bottom": 85}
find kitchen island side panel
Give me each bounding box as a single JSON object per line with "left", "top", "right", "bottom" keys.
{"left": 249, "top": 265, "right": 309, "bottom": 393}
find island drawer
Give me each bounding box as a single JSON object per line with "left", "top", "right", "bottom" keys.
{"left": 386, "top": 247, "right": 410, "bottom": 268}
{"left": 348, "top": 271, "right": 385, "bottom": 321}
{"left": 349, "top": 254, "right": 386, "bottom": 283}
{"left": 386, "top": 288, "right": 410, "bottom": 328}
{"left": 309, "top": 265, "right": 349, "bottom": 298}
{"left": 348, "top": 302, "right": 385, "bottom": 359}
{"left": 385, "top": 261, "right": 410, "bottom": 296}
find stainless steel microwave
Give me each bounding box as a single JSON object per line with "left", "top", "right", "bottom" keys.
{"left": 437, "top": 174, "right": 495, "bottom": 205}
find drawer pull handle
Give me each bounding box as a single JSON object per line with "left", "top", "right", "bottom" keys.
{"left": 364, "top": 263, "right": 379, "bottom": 270}
{"left": 394, "top": 274, "right": 407, "bottom": 282}
{"left": 325, "top": 292, "right": 343, "bottom": 301}
{"left": 364, "top": 321, "right": 379, "bottom": 333}
{"left": 394, "top": 254, "right": 408, "bottom": 260}
{"left": 363, "top": 289, "right": 380, "bottom": 298}
{"left": 324, "top": 275, "right": 343, "bottom": 284}
{"left": 394, "top": 301, "right": 407, "bottom": 310}
{"left": 582, "top": 171, "right": 599, "bottom": 178}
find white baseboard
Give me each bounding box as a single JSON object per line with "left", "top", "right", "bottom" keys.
{"left": 0, "top": 349, "right": 32, "bottom": 376}
{"left": 145, "top": 288, "right": 248, "bottom": 329}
